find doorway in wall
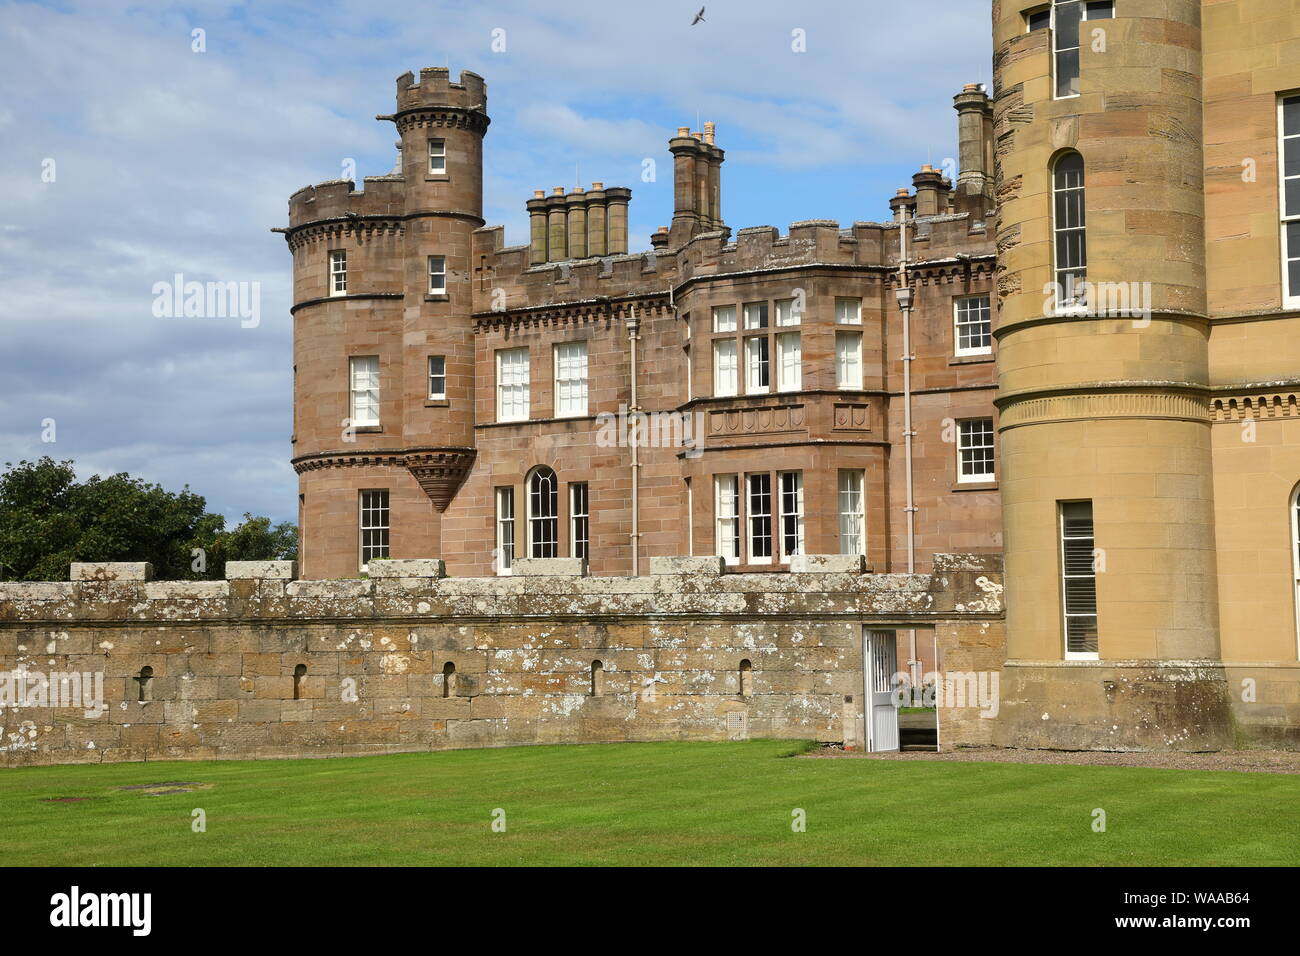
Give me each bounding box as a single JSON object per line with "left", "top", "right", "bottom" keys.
{"left": 864, "top": 628, "right": 938, "bottom": 752}
{"left": 864, "top": 630, "right": 900, "bottom": 752}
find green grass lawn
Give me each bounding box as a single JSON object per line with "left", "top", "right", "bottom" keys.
{"left": 1, "top": 740, "right": 1296, "bottom": 866}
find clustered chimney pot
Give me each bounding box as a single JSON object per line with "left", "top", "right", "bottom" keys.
{"left": 528, "top": 180, "right": 629, "bottom": 262}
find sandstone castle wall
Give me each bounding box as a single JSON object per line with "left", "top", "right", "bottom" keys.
{"left": 0, "top": 556, "right": 1005, "bottom": 766}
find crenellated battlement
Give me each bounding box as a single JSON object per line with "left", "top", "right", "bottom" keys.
{"left": 473, "top": 222, "right": 679, "bottom": 316}
{"left": 393, "top": 67, "right": 487, "bottom": 117}
{"left": 285, "top": 176, "right": 407, "bottom": 233}
{"left": 471, "top": 208, "right": 996, "bottom": 319}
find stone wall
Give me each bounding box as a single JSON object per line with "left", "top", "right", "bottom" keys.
{"left": 0, "top": 555, "right": 1005, "bottom": 766}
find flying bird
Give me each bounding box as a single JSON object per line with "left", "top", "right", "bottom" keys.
{"left": 692, "top": 7, "right": 706, "bottom": 25}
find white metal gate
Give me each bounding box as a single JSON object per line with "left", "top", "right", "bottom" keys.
{"left": 865, "top": 629, "right": 900, "bottom": 753}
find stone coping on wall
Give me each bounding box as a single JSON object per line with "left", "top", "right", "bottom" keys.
{"left": 0, "top": 554, "right": 1005, "bottom": 625}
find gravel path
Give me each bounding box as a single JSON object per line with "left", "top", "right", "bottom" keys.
{"left": 805, "top": 745, "right": 1300, "bottom": 774}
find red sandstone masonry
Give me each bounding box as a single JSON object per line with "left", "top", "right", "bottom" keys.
{"left": 281, "top": 68, "right": 1001, "bottom": 582}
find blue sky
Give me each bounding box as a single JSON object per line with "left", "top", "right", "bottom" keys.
{"left": 0, "top": 0, "right": 991, "bottom": 524}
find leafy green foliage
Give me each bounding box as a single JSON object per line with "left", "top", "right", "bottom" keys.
{"left": 0, "top": 457, "right": 296, "bottom": 581}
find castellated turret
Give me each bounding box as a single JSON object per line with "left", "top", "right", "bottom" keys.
{"left": 281, "top": 68, "right": 490, "bottom": 573}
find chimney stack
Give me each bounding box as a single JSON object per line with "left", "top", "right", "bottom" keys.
{"left": 605, "top": 186, "right": 631, "bottom": 254}
{"left": 586, "top": 182, "right": 608, "bottom": 257}
{"left": 527, "top": 190, "right": 548, "bottom": 264}
{"left": 953, "top": 83, "right": 995, "bottom": 206}
{"left": 546, "top": 187, "right": 568, "bottom": 261}
{"left": 524, "top": 182, "right": 632, "bottom": 262}
{"left": 670, "top": 122, "right": 725, "bottom": 246}
{"left": 704, "top": 122, "right": 722, "bottom": 229}
{"left": 669, "top": 127, "right": 699, "bottom": 246}
{"left": 566, "top": 187, "right": 588, "bottom": 260}
{"left": 890, "top": 188, "right": 916, "bottom": 223}
{"left": 912, "top": 165, "right": 948, "bottom": 218}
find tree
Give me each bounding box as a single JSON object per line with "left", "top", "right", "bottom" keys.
{"left": 207, "top": 513, "right": 299, "bottom": 569}
{"left": 0, "top": 457, "right": 296, "bottom": 581}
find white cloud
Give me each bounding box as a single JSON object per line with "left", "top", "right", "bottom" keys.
{"left": 0, "top": 0, "right": 989, "bottom": 526}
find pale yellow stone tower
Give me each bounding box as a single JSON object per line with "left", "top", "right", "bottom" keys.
{"left": 991, "top": 0, "right": 1232, "bottom": 748}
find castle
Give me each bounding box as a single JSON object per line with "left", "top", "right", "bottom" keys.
{"left": 280, "top": 71, "right": 1001, "bottom": 597}
{"left": 2, "top": 0, "right": 1298, "bottom": 764}
{"left": 276, "top": 0, "right": 1300, "bottom": 751}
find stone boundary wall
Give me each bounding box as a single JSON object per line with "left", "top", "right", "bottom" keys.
{"left": 0, "top": 555, "right": 1004, "bottom": 766}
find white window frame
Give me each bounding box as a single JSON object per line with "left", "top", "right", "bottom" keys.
{"left": 1279, "top": 93, "right": 1300, "bottom": 309}
{"left": 742, "top": 301, "right": 768, "bottom": 330}
{"left": 1292, "top": 483, "right": 1300, "bottom": 657}
{"left": 1049, "top": 1, "right": 1113, "bottom": 101}
{"left": 775, "top": 297, "right": 800, "bottom": 326}
{"left": 1052, "top": 151, "right": 1088, "bottom": 313}
{"left": 957, "top": 418, "right": 996, "bottom": 483}
{"left": 778, "top": 471, "right": 804, "bottom": 563}
{"left": 713, "top": 338, "right": 738, "bottom": 397}
{"left": 349, "top": 355, "right": 379, "bottom": 426}
{"left": 838, "top": 470, "right": 865, "bottom": 557}
{"left": 358, "top": 489, "right": 389, "bottom": 572}
{"left": 1052, "top": 0, "right": 1082, "bottom": 100}
{"left": 835, "top": 296, "right": 862, "bottom": 325}
{"left": 746, "top": 472, "right": 773, "bottom": 565}
{"left": 684, "top": 315, "right": 693, "bottom": 402}
{"left": 496, "top": 487, "right": 515, "bottom": 576}
{"left": 554, "top": 341, "right": 589, "bottom": 417}
{"left": 836, "top": 330, "right": 863, "bottom": 390}
{"left": 954, "top": 295, "right": 993, "bottom": 357}
{"left": 428, "top": 255, "right": 447, "bottom": 295}
{"left": 428, "top": 355, "right": 446, "bottom": 400}
{"left": 495, "top": 347, "right": 530, "bottom": 422}
{"left": 428, "top": 137, "right": 446, "bottom": 175}
{"left": 744, "top": 335, "right": 770, "bottom": 394}
{"left": 329, "top": 250, "right": 347, "bottom": 296}
{"left": 712, "top": 305, "right": 737, "bottom": 333}
{"left": 686, "top": 478, "right": 694, "bottom": 556}
{"left": 570, "top": 482, "right": 589, "bottom": 561}
{"left": 776, "top": 331, "right": 802, "bottom": 392}
{"left": 1060, "top": 500, "right": 1100, "bottom": 660}
{"left": 527, "top": 467, "right": 559, "bottom": 559}
{"left": 715, "top": 475, "right": 740, "bottom": 565}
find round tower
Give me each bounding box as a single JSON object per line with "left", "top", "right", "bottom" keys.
{"left": 284, "top": 68, "right": 487, "bottom": 579}
{"left": 991, "top": 1, "right": 1230, "bottom": 749}
{"left": 390, "top": 67, "right": 486, "bottom": 512}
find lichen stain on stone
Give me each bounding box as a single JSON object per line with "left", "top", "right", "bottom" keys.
{"left": 0, "top": 559, "right": 1027, "bottom": 763}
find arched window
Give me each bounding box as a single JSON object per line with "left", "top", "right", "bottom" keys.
{"left": 136, "top": 666, "right": 154, "bottom": 703}
{"left": 442, "top": 661, "right": 456, "bottom": 699}
{"left": 1052, "top": 151, "right": 1087, "bottom": 310}
{"left": 293, "top": 664, "right": 307, "bottom": 701}
{"left": 527, "top": 467, "right": 559, "bottom": 558}
{"left": 1292, "top": 484, "right": 1300, "bottom": 653}
{"left": 739, "top": 659, "right": 753, "bottom": 698}
{"left": 591, "top": 660, "right": 604, "bottom": 697}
